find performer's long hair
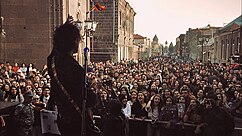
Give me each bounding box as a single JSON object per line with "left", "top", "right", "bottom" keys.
{"left": 53, "top": 23, "right": 80, "bottom": 52}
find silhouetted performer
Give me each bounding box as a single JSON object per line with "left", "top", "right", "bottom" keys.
{"left": 47, "top": 16, "right": 87, "bottom": 136}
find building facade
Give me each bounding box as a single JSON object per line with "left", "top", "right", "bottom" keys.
{"left": 184, "top": 25, "right": 220, "bottom": 62}
{"left": 151, "top": 35, "right": 162, "bottom": 57}
{"left": 184, "top": 28, "right": 200, "bottom": 60}
{"left": 179, "top": 15, "right": 241, "bottom": 64}
{"left": 175, "top": 34, "right": 186, "bottom": 58}
{"left": 90, "top": 0, "right": 136, "bottom": 62}
{"left": 133, "top": 34, "right": 151, "bottom": 60}
{"left": 214, "top": 15, "right": 242, "bottom": 63}
{"left": 0, "top": 0, "right": 88, "bottom": 69}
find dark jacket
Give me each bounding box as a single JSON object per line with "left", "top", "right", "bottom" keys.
{"left": 202, "top": 107, "right": 234, "bottom": 136}
{"left": 102, "top": 114, "right": 126, "bottom": 136}
{"left": 47, "top": 49, "right": 84, "bottom": 124}
{"left": 131, "top": 101, "right": 148, "bottom": 118}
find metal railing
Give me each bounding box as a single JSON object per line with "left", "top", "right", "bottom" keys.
{"left": 93, "top": 115, "right": 242, "bottom": 136}
{"left": 0, "top": 113, "right": 241, "bottom": 136}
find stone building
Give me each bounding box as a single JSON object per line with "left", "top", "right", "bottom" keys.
{"left": 90, "top": 0, "right": 136, "bottom": 62}
{"left": 184, "top": 25, "right": 220, "bottom": 62}
{"left": 0, "top": 0, "right": 88, "bottom": 69}
{"left": 214, "top": 15, "right": 242, "bottom": 63}
{"left": 133, "top": 34, "right": 151, "bottom": 60}
{"left": 151, "top": 35, "right": 162, "bottom": 57}
{"left": 184, "top": 28, "right": 200, "bottom": 60}
{"left": 176, "top": 34, "right": 186, "bottom": 58}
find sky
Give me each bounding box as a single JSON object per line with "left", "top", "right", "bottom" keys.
{"left": 126, "top": 0, "right": 242, "bottom": 46}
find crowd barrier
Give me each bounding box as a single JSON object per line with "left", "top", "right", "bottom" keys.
{"left": 93, "top": 115, "right": 242, "bottom": 136}
{"left": 0, "top": 114, "right": 242, "bottom": 136}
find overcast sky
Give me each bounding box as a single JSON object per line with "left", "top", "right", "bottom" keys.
{"left": 126, "top": 0, "right": 242, "bottom": 45}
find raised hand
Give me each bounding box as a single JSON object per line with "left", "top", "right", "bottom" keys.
{"left": 65, "top": 14, "right": 75, "bottom": 25}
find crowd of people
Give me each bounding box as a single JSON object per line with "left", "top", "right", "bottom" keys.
{"left": 0, "top": 62, "right": 49, "bottom": 136}
{"left": 88, "top": 57, "right": 241, "bottom": 136}
{"left": 0, "top": 56, "right": 241, "bottom": 136}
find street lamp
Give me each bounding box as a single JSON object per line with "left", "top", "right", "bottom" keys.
{"left": 199, "top": 37, "right": 209, "bottom": 63}
{"left": 75, "top": 19, "right": 98, "bottom": 37}
{"left": 75, "top": 19, "right": 83, "bottom": 30}
{"left": 84, "top": 20, "right": 98, "bottom": 32}
{"left": 137, "top": 43, "right": 143, "bottom": 60}
{"left": 75, "top": 18, "right": 99, "bottom": 136}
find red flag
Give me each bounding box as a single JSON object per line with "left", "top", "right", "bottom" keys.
{"left": 93, "top": 6, "right": 99, "bottom": 11}
{"left": 93, "top": 1, "right": 106, "bottom": 11}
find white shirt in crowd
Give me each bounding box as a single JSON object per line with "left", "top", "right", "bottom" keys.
{"left": 122, "top": 102, "right": 131, "bottom": 118}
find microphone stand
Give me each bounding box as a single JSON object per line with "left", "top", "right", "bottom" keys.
{"left": 82, "top": 2, "right": 96, "bottom": 135}
{"left": 81, "top": 33, "right": 89, "bottom": 136}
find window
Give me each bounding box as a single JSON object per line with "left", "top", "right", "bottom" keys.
{"left": 119, "top": 11, "right": 122, "bottom": 26}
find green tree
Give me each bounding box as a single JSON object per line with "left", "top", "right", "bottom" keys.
{"left": 163, "top": 46, "right": 168, "bottom": 53}
{"left": 168, "top": 42, "right": 175, "bottom": 55}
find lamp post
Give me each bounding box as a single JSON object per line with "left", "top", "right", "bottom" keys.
{"left": 75, "top": 18, "right": 98, "bottom": 136}
{"left": 198, "top": 38, "right": 203, "bottom": 63}
{"left": 161, "top": 44, "right": 164, "bottom": 56}
{"left": 231, "top": 30, "right": 235, "bottom": 57}
{"left": 240, "top": 25, "right": 242, "bottom": 53}
{"left": 138, "top": 45, "right": 140, "bottom": 60}
{"left": 140, "top": 44, "right": 143, "bottom": 59}
{"left": 199, "top": 37, "right": 209, "bottom": 63}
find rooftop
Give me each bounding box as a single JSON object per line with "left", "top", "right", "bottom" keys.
{"left": 134, "top": 34, "right": 145, "bottom": 39}
{"left": 219, "top": 15, "right": 242, "bottom": 32}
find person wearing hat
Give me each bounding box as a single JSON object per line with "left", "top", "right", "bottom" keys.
{"left": 13, "top": 91, "right": 34, "bottom": 136}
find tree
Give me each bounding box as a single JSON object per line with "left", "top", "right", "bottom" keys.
{"left": 163, "top": 46, "right": 168, "bottom": 53}
{"left": 168, "top": 42, "right": 175, "bottom": 55}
